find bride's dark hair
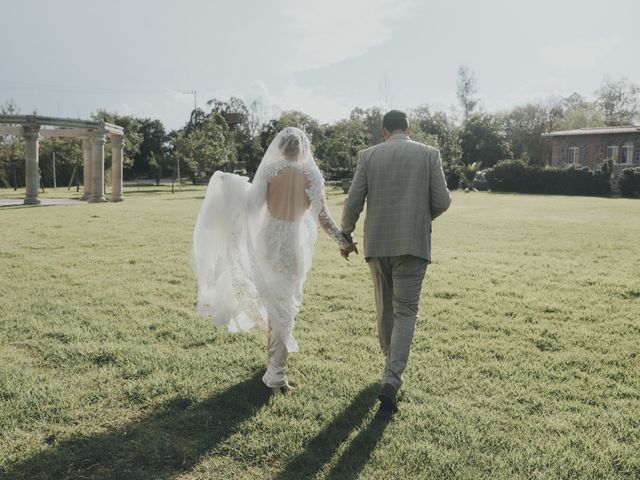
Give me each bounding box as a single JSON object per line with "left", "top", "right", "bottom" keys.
{"left": 279, "top": 127, "right": 308, "bottom": 158}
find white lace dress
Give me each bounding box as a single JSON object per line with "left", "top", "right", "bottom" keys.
{"left": 192, "top": 159, "right": 349, "bottom": 353}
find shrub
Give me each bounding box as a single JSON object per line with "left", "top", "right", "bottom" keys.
{"left": 484, "top": 160, "right": 526, "bottom": 192}
{"left": 618, "top": 168, "right": 640, "bottom": 198}
{"left": 446, "top": 171, "right": 460, "bottom": 190}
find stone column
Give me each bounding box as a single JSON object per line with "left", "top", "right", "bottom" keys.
{"left": 110, "top": 135, "right": 124, "bottom": 202}
{"left": 22, "top": 125, "right": 41, "bottom": 205}
{"left": 88, "top": 133, "right": 106, "bottom": 203}
{"left": 81, "top": 136, "right": 92, "bottom": 200}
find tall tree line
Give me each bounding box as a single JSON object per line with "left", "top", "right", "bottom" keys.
{"left": 1, "top": 72, "right": 638, "bottom": 189}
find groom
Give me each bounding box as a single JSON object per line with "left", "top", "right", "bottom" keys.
{"left": 340, "top": 110, "right": 452, "bottom": 413}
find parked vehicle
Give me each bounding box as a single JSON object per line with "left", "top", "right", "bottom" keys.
{"left": 473, "top": 170, "right": 488, "bottom": 190}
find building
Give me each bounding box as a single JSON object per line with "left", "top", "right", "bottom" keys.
{"left": 544, "top": 126, "right": 640, "bottom": 177}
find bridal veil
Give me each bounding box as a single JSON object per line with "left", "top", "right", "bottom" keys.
{"left": 192, "top": 127, "right": 334, "bottom": 352}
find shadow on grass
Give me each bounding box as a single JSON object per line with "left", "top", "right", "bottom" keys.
{"left": 122, "top": 187, "right": 204, "bottom": 196}
{"left": 1, "top": 370, "right": 270, "bottom": 480}
{"left": 275, "top": 383, "right": 391, "bottom": 480}
{"left": 0, "top": 204, "right": 81, "bottom": 210}
{"left": 121, "top": 189, "right": 170, "bottom": 195}
{"left": 0, "top": 205, "right": 33, "bottom": 210}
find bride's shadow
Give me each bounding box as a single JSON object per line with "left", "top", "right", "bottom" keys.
{"left": 2, "top": 370, "right": 271, "bottom": 480}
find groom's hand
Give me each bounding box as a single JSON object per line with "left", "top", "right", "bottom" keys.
{"left": 340, "top": 242, "right": 359, "bottom": 261}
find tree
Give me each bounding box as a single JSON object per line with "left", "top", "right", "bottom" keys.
{"left": 38, "top": 137, "right": 82, "bottom": 188}
{"left": 0, "top": 98, "right": 19, "bottom": 115}
{"left": 172, "top": 113, "right": 235, "bottom": 183}
{"left": 407, "top": 120, "right": 439, "bottom": 149}
{"left": 208, "top": 97, "right": 262, "bottom": 174}
{"left": 92, "top": 110, "right": 141, "bottom": 176}
{"left": 247, "top": 99, "right": 268, "bottom": 138}
{"left": 0, "top": 99, "right": 23, "bottom": 189}
{"left": 412, "top": 106, "right": 461, "bottom": 168}
{"left": 596, "top": 77, "right": 640, "bottom": 126}
{"left": 147, "top": 152, "right": 162, "bottom": 186}
{"left": 457, "top": 65, "right": 479, "bottom": 120}
{"left": 500, "top": 103, "right": 556, "bottom": 166}
{"left": 93, "top": 111, "right": 168, "bottom": 180}
{"left": 259, "top": 111, "right": 323, "bottom": 154}
{"left": 136, "top": 119, "right": 167, "bottom": 177}
{"left": 349, "top": 107, "right": 385, "bottom": 146}
{"left": 314, "top": 118, "right": 368, "bottom": 176}
{"left": 459, "top": 113, "right": 510, "bottom": 168}
{"left": 207, "top": 97, "right": 249, "bottom": 121}
{"left": 208, "top": 97, "right": 249, "bottom": 137}
{"left": 554, "top": 93, "right": 606, "bottom": 131}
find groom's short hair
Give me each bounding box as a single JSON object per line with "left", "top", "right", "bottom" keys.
{"left": 383, "top": 110, "right": 409, "bottom": 132}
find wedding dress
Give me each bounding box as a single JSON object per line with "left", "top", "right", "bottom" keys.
{"left": 192, "top": 127, "right": 350, "bottom": 355}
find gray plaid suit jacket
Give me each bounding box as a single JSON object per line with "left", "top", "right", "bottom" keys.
{"left": 341, "top": 133, "right": 452, "bottom": 262}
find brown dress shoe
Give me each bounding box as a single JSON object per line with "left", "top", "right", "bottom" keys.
{"left": 378, "top": 383, "right": 398, "bottom": 413}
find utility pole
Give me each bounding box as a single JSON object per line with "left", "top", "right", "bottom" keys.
{"left": 10, "top": 142, "right": 18, "bottom": 190}
{"left": 52, "top": 151, "right": 57, "bottom": 190}
{"left": 177, "top": 157, "right": 181, "bottom": 192}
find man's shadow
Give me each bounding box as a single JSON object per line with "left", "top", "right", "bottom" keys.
{"left": 275, "top": 383, "right": 392, "bottom": 480}
{"left": 2, "top": 370, "right": 271, "bottom": 480}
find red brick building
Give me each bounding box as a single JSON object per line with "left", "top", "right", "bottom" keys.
{"left": 544, "top": 126, "right": 640, "bottom": 177}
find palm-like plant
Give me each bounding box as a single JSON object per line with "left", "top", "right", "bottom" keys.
{"left": 457, "top": 161, "right": 483, "bottom": 191}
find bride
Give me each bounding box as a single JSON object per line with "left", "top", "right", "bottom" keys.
{"left": 192, "top": 127, "right": 356, "bottom": 394}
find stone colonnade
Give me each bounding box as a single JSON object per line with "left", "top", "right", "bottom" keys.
{"left": 79, "top": 132, "right": 124, "bottom": 203}
{"left": 0, "top": 115, "right": 125, "bottom": 205}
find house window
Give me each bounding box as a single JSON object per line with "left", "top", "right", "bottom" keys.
{"left": 568, "top": 146, "right": 579, "bottom": 164}
{"left": 621, "top": 141, "right": 634, "bottom": 164}
{"left": 606, "top": 145, "right": 619, "bottom": 161}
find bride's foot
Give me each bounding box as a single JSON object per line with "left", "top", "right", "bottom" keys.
{"left": 270, "top": 382, "right": 294, "bottom": 396}
{"left": 269, "top": 386, "right": 280, "bottom": 396}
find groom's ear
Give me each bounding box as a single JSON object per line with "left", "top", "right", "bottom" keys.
{"left": 407, "top": 126, "right": 413, "bottom": 136}
{"left": 382, "top": 127, "right": 390, "bottom": 140}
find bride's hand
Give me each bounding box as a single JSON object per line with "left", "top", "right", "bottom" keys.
{"left": 340, "top": 242, "right": 358, "bottom": 261}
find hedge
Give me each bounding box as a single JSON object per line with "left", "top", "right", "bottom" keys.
{"left": 618, "top": 168, "right": 640, "bottom": 198}
{"left": 484, "top": 159, "right": 612, "bottom": 197}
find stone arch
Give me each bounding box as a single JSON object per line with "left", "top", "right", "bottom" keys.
{"left": 0, "top": 115, "right": 124, "bottom": 205}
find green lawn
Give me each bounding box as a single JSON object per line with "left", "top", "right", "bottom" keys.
{"left": 1, "top": 186, "right": 639, "bottom": 479}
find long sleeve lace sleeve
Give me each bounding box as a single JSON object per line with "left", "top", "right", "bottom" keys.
{"left": 305, "top": 168, "right": 351, "bottom": 250}
{"left": 318, "top": 202, "right": 351, "bottom": 250}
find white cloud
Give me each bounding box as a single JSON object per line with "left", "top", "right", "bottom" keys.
{"left": 539, "top": 35, "right": 621, "bottom": 70}
{"left": 166, "top": 88, "right": 196, "bottom": 106}
{"left": 277, "top": 84, "right": 352, "bottom": 122}
{"left": 229, "top": 80, "right": 352, "bottom": 124}
{"left": 121, "top": 82, "right": 322, "bottom": 131}
{"left": 275, "top": 0, "right": 415, "bottom": 71}
{"left": 167, "top": 80, "right": 353, "bottom": 125}
{"left": 483, "top": 78, "right": 572, "bottom": 111}
{"left": 234, "top": 81, "right": 281, "bottom": 124}
{"left": 112, "top": 103, "right": 134, "bottom": 115}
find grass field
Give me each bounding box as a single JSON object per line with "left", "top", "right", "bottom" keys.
{"left": 1, "top": 186, "right": 639, "bottom": 479}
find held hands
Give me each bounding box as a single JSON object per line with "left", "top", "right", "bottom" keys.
{"left": 340, "top": 242, "right": 359, "bottom": 261}
{"left": 339, "top": 232, "right": 358, "bottom": 261}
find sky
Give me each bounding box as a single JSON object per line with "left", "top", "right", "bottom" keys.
{"left": 1, "top": 0, "right": 639, "bottom": 130}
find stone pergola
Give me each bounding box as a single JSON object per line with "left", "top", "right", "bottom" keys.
{"left": 0, "top": 115, "right": 125, "bottom": 205}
